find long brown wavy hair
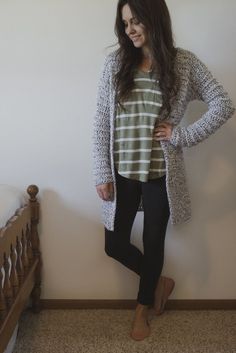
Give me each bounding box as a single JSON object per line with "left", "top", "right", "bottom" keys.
{"left": 114, "top": 0, "right": 178, "bottom": 116}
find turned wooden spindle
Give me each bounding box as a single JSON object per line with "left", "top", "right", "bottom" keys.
{"left": 16, "top": 237, "right": 24, "bottom": 287}
{"left": 0, "top": 268, "right": 7, "bottom": 322}
{"left": 21, "top": 230, "right": 29, "bottom": 273}
{"left": 3, "top": 254, "right": 13, "bottom": 309}
{"left": 10, "top": 244, "right": 19, "bottom": 297}
{"left": 27, "top": 185, "right": 41, "bottom": 313}
{"left": 26, "top": 224, "right": 33, "bottom": 266}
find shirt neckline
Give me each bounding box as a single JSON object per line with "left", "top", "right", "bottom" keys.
{"left": 137, "top": 69, "right": 152, "bottom": 74}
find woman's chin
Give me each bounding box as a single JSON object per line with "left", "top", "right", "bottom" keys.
{"left": 133, "top": 42, "right": 143, "bottom": 48}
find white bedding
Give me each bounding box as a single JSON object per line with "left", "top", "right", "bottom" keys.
{"left": 0, "top": 184, "right": 27, "bottom": 353}
{"left": 0, "top": 184, "right": 27, "bottom": 228}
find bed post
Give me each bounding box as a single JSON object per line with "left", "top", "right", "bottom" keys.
{"left": 27, "top": 185, "right": 41, "bottom": 313}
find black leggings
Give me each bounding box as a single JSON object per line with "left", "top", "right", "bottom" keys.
{"left": 105, "top": 169, "right": 170, "bottom": 305}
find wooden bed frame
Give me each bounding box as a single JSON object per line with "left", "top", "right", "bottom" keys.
{"left": 0, "top": 185, "right": 41, "bottom": 353}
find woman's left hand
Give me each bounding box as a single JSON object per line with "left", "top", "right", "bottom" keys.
{"left": 153, "top": 121, "right": 173, "bottom": 141}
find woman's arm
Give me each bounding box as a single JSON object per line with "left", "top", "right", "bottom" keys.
{"left": 92, "top": 54, "right": 114, "bottom": 186}
{"left": 169, "top": 51, "right": 235, "bottom": 148}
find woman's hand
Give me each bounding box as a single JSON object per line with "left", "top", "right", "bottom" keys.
{"left": 96, "top": 182, "right": 114, "bottom": 201}
{"left": 153, "top": 121, "right": 173, "bottom": 141}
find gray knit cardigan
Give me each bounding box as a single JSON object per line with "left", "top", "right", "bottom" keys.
{"left": 93, "top": 47, "right": 235, "bottom": 231}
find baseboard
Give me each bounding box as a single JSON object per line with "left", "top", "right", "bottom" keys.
{"left": 40, "top": 299, "right": 236, "bottom": 310}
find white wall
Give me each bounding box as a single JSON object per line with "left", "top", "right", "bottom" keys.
{"left": 0, "top": 0, "right": 235, "bottom": 300}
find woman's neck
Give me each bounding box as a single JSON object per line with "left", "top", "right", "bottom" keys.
{"left": 139, "top": 46, "right": 153, "bottom": 71}
{"left": 142, "top": 45, "right": 153, "bottom": 59}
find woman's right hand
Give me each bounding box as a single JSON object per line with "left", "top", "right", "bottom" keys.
{"left": 96, "top": 182, "right": 114, "bottom": 201}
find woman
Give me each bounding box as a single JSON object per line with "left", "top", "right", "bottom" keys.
{"left": 93, "top": 0, "right": 235, "bottom": 341}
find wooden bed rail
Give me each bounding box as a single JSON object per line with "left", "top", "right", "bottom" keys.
{"left": 0, "top": 185, "right": 41, "bottom": 353}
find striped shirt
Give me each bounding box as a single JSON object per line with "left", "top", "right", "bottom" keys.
{"left": 114, "top": 69, "right": 166, "bottom": 182}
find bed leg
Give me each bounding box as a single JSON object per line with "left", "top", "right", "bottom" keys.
{"left": 27, "top": 185, "right": 42, "bottom": 313}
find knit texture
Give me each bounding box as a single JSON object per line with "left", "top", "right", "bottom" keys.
{"left": 92, "top": 47, "right": 235, "bottom": 231}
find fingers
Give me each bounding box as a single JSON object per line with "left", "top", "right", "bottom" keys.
{"left": 153, "top": 121, "right": 173, "bottom": 141}
{"left": 98, "top": 188, "right": 110, "bottom": 201}
{"left": 96, "top": 183, "right": 114, "bottom": 201}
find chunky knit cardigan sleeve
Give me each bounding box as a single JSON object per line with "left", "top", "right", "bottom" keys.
{"left": 93, "top": 55, "right": 114, "bottom": 186}
{"left": 169, "top": 51, "right": 235, "bottom": 148}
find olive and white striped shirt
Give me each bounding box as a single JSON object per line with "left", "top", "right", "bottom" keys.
{"left": 114, "top": 69, "right": 166, "bottom": 182}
